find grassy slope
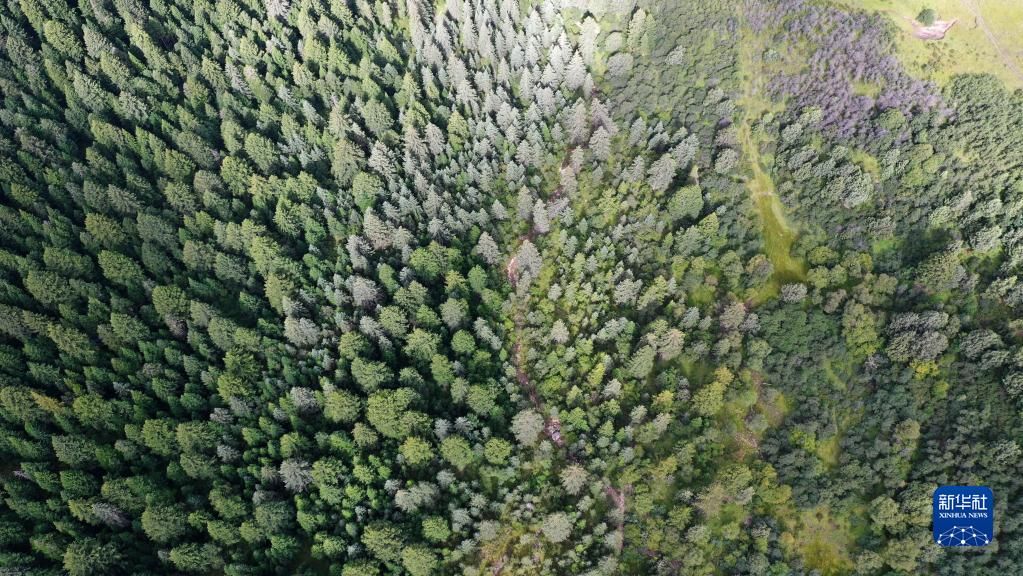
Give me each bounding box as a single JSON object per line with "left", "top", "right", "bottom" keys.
{"left": 735, "top": 10, "right": 877, "bottom": 574}
{"left": 778, "top": 505, "right": 865, "bottom": 575}
{"left": 840, "top": 0, "right": 1023, "bottom": 89}
{"left": 736, "top": 20, "right": 807, "bottom": 303}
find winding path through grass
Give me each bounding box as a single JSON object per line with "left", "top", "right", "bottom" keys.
{"left": 735, "top": 21, "right": 806, "bottom": 290}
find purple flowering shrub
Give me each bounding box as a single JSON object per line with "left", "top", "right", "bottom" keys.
{"left": 746, "top": 0, "right": 942, "bottom": 141}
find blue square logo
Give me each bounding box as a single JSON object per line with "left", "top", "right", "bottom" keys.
{"left": 933, "top": 486, "right": 994, "bottom": 547}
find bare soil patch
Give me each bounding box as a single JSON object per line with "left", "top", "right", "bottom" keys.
{"left": 909, "top": 18, "right": 957, "bottom": 40}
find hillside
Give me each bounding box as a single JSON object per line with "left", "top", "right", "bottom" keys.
{"left": 0, "top": 0, "right": 1021, "bottom": 575}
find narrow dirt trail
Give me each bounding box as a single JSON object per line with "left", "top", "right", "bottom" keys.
{"left": 496, "top": 140, "right": 648, "bottom": 571}
{"left": 504, "top": 153, "right": 577, "bottom": 446}
{"left": 959, "top": 0, "right": 1023, "bottom": 84}
{"left": 506, "top": 262, "right": 546, "bottom": 420}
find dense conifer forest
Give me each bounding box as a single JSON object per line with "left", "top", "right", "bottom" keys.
{"left": 0, "top": 0, "right": 1022, "bottom": 573}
